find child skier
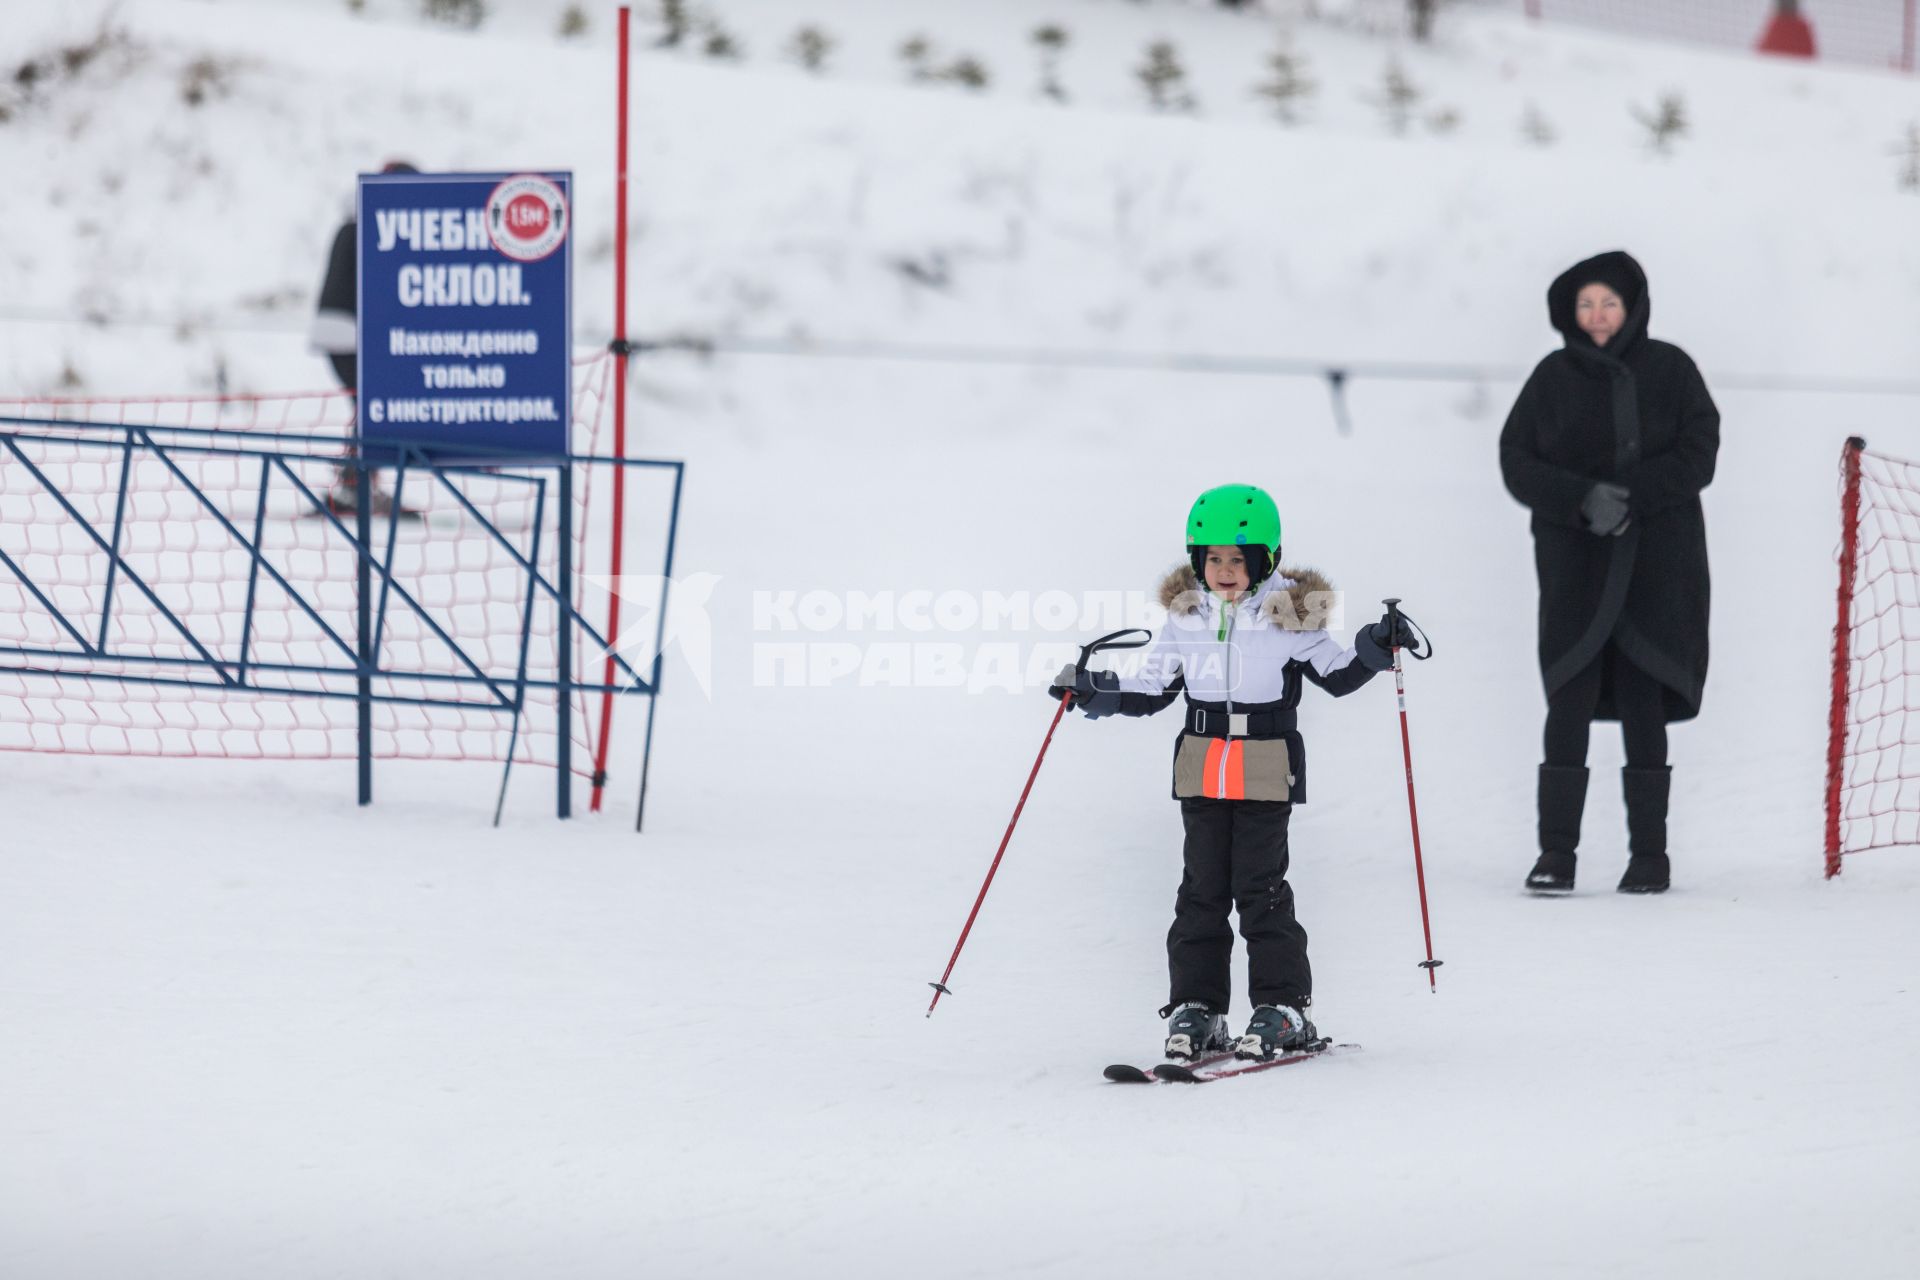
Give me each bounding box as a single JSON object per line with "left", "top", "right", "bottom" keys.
{"left": 1048, "top": 484, "right": 1419, "bottom": 1062}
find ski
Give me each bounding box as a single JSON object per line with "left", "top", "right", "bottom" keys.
{"left": 301, "top": 505, "right": 432, "bottom": 525}
{"left": 1152, "top": 1039, "right": 1358, "bottom": 1083}
{"left": 1102, "top": 1048, "right": 1238, "bottom": 1084}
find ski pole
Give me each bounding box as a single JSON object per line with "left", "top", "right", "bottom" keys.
{"left": 927, "top": 628, "right": 1151, "bottom": 1017}
{"left": 1383, "top": 597, "right": 1443, "bottom": 991}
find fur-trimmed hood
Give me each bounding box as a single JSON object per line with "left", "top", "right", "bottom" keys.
{"left": 1156, "top": 563, "right": 1337, "bottom": 631}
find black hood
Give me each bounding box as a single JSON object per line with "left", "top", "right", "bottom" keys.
{"left": 1548, "top": 250, "right": 1649, "bottom": 358}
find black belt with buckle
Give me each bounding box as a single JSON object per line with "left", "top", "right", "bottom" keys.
{"left": 1185, "top": 705, "right": 1294, "bottom": 738}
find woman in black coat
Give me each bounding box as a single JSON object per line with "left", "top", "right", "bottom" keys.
{"left": 1499, "top": 250, "right": 1719, "bottom": 895}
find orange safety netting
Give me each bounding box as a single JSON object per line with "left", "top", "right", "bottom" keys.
{"left": 1827, "top": 439, "right": 1920, "bottom": 870}
{"left": 0, "top": 354, "right": 616, "bottom": 775}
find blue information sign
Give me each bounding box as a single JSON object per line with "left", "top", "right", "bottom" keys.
{"left": 356, "top": 170, "right": 572, "bottom": 460}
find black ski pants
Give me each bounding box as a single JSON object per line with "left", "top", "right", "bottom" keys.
{"left": 1543, "top": 640, "right": 1668, "bottom": 769}
{"left": 1167, "top": 796, "right": 1309, "bottom": 1015}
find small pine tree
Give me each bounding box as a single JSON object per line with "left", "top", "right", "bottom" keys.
{"left": 1033, "top": 24, "right": 1070, "bottom": 102}
{"left": 1632, "top": 93, "right": 1688, "bottom": 154}
{"left": 421, "top": 0, "right": 486, "bottom": 30}
{"left": 702, "top": 23, "right": 743, "bottom": 61}
{"left": 788, "top": 26, "right": 834, "bottom": 74}
{"left": 5, "top": 21, "right": 127, "bottom": 118}
{"left": 1893, "top": 123, "right": 1920, "bottom": 192}
{"left": 1375, "top": 59, "right": 1421, "bottom": 135}
{"left": 1520, "top": 100, "right": 1557, "bottom": 146}
{"left": 940, "top": 55, "right": 990, "bottom": 91}
{"left": 62, "top": 37, "right": 103, "bottom": 75}
{"left": 179, "top": 55, "right": 232, "bottom": 107}
{"left": 899, "top": 35, "right": 935, "bottom": 82}
{"left": 1137, "top": 40, "right": 1196, "bottom": 114}
{"left": 558, "top": 5, "right": 589, "bottom": 39}
{"left": 655, "top": 0, "right": 689, "bottom": 48}
{"left": 1253, "top": 40, "right": 1314, "bottom": 124}
{"left": 1409, "top": 0, "right": 1437, "bottom": 43}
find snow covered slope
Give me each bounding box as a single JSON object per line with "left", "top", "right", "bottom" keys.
{"left": 6, "top": 0, "right": 1920, "bottom": 386}
{"left": 3, "top": 2, "right": 1919, "bottom": 1278}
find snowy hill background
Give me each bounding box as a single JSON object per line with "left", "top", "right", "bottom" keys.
{"left": 3, "top": 1, "right": 1919, "bottom": 1277}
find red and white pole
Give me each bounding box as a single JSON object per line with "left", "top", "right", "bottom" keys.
{"left": 590, "top": 5, "right": 632, "bottom": 814}
{"left": 928, "top": 693, "right": 1075, "bottom": 1017}
{"left": 1826, "top": 438, "right": 1866, "bottom": 878}
{"left": 1384, "top": 599, "right": 1441, "bottom": 990}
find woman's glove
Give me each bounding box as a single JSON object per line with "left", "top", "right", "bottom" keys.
{"left": 1354, "top": 608, "right": 1424, "bottom": 672}
{"left": 1048, "top": 663, "right": 1122, "bottom": 719}
{"left": 1580, "top": 482, "right": 1632, "bottom": 537}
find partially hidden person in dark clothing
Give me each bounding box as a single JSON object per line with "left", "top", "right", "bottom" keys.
{"left": 308, "top": 160, "right": 418, "bottom": 516}
{"left": 1499, "top": 250, "right": 1719, "bottom": 896}
{"left": 310, "top": 216, "right": 359, "bottom": 393}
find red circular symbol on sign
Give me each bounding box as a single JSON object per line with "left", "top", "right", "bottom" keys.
{"left": 486, "top": 175, "right": 568, "bottom": 261}
{"left": 506, "top": 193, "right": 550, "bottom": 240}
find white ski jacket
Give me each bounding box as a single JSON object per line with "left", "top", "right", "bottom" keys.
{"left": 1115, "top": 565, "right": 1364, "bottom": 707}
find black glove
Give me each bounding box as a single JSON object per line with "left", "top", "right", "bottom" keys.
{"left": 1353, "top": 608, "right": 1424, "bottom": 672}
{"left": 1048, "top": 663, "right": 1122, "bottom": 719}
{"left": 1580, "top": 482, "right": 1632, "bottom": 537}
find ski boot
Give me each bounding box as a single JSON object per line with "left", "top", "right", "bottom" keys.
{"left": 1234, "top": 1004, "right": 1316, "bottom": 1061}
{"left": 326, "top": 472, "right": 422, "bottom": 521}
{"left": 1162, "top": 1002, "right": 1230, "bottom": 1061}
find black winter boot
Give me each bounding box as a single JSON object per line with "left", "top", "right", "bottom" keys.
{"left": 1619, "top": 766, "right": 1672, "bottom": 893}
{"left": 1525, "top": 765, "right": 1589, "bottom": 894}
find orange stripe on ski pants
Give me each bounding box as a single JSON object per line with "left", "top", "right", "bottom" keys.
{"left": 1201, "top": 739, "right": 1246, "bottom": 800}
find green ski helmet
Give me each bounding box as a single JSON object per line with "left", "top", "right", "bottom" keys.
{"left": 1187, "top": 484, "right": 1282, "bottom": 585}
